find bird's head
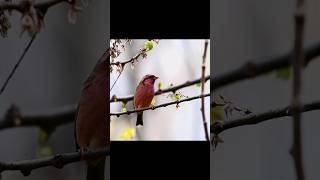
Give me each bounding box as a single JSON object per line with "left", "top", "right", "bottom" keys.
{"left": 141, "top": 74, "right": 158, "bottom": 85}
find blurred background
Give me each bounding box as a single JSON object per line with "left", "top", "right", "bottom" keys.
{"left": 110, "top": 39, "right": 210, "bottom": 141}
{"left": 212, "top": 0, "right": 320, "bottom": 179}
{"left": 0, "top": 0, "right": 109, "bottom": 179}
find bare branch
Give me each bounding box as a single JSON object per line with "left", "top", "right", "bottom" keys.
{"left": 110, "top": 75, "right": 210, "bottom": 103}
{"left": 0, "top": 34, "right": 36, "bottom": 96}
{"left": 110, "top": 48, "right": 146, "bottom": 66}
{"left": 110, "top": 93, "right": 210, "bottom": 117}
{"left": 0, "top": 148, "right": 109, "bottom": 176}
{"left": 211, "top": 41, "right": 320, "bottom": 92}
{"left": 211, "top": 100, "right": 320, "bottom": 135}
{"left": 200, "top": 40, "right": 209, "bottom": 141}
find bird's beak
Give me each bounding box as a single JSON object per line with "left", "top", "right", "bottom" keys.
{"left": 154, "top": 76, "right": 159, "bottom": 80}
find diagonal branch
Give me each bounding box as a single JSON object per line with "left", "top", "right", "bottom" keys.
{"left": 110, "top": 75, "right": 210, "bottom": 103}
{"left": 211, "top": 100, "right": 320, "bottom": 135}
{"left": 0, "top": 34, "right": 37, "bottom": 96}
{"left": 211, "top": 41, "right": 320, "bottom": 92}
{"left": 0, "top": 148, "right": 109, "bottom": 176}
{"left": 110, "top": 93, "right": 210, "bottom": 116}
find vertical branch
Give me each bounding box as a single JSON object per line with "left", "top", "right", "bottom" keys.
{"left": 201, "top": 40, "right": 209, "bottom": 141}
{"left": 292, "top": 0, "right": 305, "bottom": 179}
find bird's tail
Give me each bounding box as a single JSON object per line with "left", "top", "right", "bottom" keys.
{"left": 136, "top": 113, "right": 143, "bottom": 126}
{"left": 87, "top": 157, "right": 105, "bottom": 180}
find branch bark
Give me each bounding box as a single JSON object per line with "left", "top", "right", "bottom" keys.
{"left": 0, "top": 148, "right": 109, "bottom": 176}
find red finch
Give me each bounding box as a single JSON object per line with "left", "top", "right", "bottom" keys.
{"left": 134, "top": 74, "right": 158, "bottom": 126}
{"left": 75, "top": 49, "right": 109, "bottom": 180}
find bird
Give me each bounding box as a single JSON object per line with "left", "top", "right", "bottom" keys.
{"left": 133, "top": 74, "right": 158, "bottom": 126}
{"left": 75, "top": 48, "right": 109, "bottom": 180}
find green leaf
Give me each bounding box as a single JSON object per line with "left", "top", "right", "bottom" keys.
{"left": 121, "top": 102, "right": 127, "bottom": 112}
{"left": 158, "top": 81, "right": 164, "bottom": 90}
{"left": 144, "top": 40, "right": 153, "bottom": 51}
{"left": 169, "top": 93, "right": 182, "bottom": 101}
{"left": 276, "top": 67, "right": 291, "bottom": 80}
{"left": 38, "top": 146, "right": 53, "bottom": 158}
{"left": 38, "top": 128, "right": 49, "bottom": 145}
{"left": 211, "top": 106, "right": 224, "bottom": 123}
{"left": 150, "top": 97, "right": 156, "bottom": 106}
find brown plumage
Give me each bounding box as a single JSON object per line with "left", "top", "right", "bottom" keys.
{"left": 134, "top": 74, "right": 158, "bottom": 126}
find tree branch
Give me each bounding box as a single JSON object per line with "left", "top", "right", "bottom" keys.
{"left": 211, "top": 41, "right": 320, "bottom": 92}
{"left": 110, "top": 93, "right": 210, "bottom": 116}
{"left": 0, "top": 148, "right": 109, "bottom": 176}
{"left": 0, "top": 0, "right": 69, "bottom": 12}
{"left": 0, "top": 105, "right": 75, "bottom": 131}
{"left": 211, "top": 100, "right": 320, "bottom": 135}
{"left": 110, "top": 75, "right": 210, "bottom": 103}
{"left": 200, "top": 40, "right": 209, "bottom": 141}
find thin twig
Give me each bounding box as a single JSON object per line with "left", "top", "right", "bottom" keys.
{"left": 110, "top": 49, "right": 144, "bottom": 66}
{"left": 110, "top": 93, "right": 210, "bottom": 116}
{"left": 0, "top": 34, "right": 37, "bottom": 96}
{"left": 110, "top": 75, "right": 210, "bottom": 103}
{"left": 291, "top": 0, "right": 305, "bottom": 178}
{"left": 211, "top": 41, "right": 320, "bottom": 92}
{"left": 200, "top": 40, "right": 209, "bottom": 141}
{"left": 0, "top": 148, "right": 109, "bottom": 175}
{"left": 211, "top": 100, "right": 320, "bottom": 135}
{"left": 110, "top": 71, "right": 121, "bottom": 91}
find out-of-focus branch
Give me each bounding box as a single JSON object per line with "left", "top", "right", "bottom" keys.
{"left": 211, "top": 100, "right": 320, "bottom": 135}
{"left": 110, "top": 75, "right": 210, "bottom": 103}
{"left": 200, "top": 40, "right": 209, "bottom": 141}
{"left": 0, "top": 0, "right": 69, "bottom": 12}
{"left": 110, "top": 93, "right": 210, "bottom": 116}
{"left": 0, "top": 148, "right": 109, "bottom": 176}
{"left": 0, "top": 105, "right": 75, "bottom": 131}
{"left": 291, "top": 0, "right": 306, "bottom": 178}
{"left": 211, "top": 41, "right": 320, "bottom": 92}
